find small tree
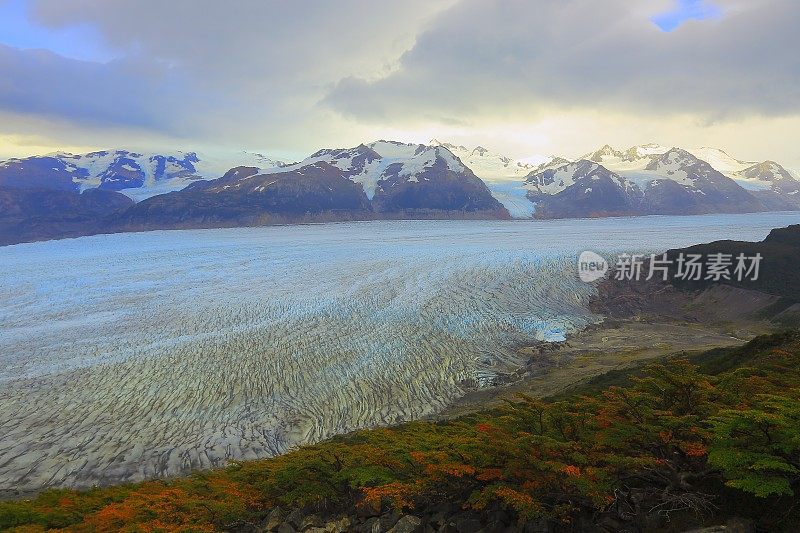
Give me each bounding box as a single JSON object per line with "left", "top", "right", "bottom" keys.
{"left": 709, "top": 395, "right": 800, "bottom": 497}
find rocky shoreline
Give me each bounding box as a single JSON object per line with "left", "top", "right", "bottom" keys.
{"left": 250, "top": 502, "right": 759, "bottom": 533}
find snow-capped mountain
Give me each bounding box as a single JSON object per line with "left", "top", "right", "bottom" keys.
{"left": 740, "top": 161, "right": 798, "bottom": 191}
{"left": 525, "top": 160, "right": 634, "bottom": 196}
{"left": 581, "top": 143, "right": 672, "bottom": 165}
{"left": 264, "top": 140, "right": 508, "bottom": 216}
{"left": 529, "top": 156, "right": 571, "bottom": 175}
{"left": 523, "top": 147, "right": 771, "bottom": 218}
{"left": 733, "top": 160, "right": 800, "bottom": 209}
{"left": 580, "top": 143, "right": 793, "bottom": 198}
{"left": 581, "top": 143, "right": 757, "bottom": 176}
{"left": 0, "top": 155, "right": 85, "bottom": 192}
{"left": 680, "top": 150, "right": 800, "bottom": 207}
{"left": 0, "top": 150, "right": 285, "bottom": 202}
{"left": 560, "top": 143, "right": 800, "bottom": 214}
{"left": 639, "top": 148, "right": 765, "bottom": 214}
{"left": 583, "top": 144, "right": 626, "bottom": 163}
{"left": 1, "top": 140, "right": 508, "bottom": 245}
{"left": 525, "top": 160, "right": 645, "bottom": 218}
{"left": 581, "top": 143, "right": 669, "bottom": 173}
{"left": 278, "top": 140, "right": 464, "bottom": 198}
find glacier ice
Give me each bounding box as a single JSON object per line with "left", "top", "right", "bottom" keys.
{"left": 2, "top": 213, "right": 800, "bottom": 491}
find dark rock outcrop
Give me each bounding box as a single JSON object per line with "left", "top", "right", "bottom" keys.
{"left": 97, "top": 154, "right": 147, "bottom": 190}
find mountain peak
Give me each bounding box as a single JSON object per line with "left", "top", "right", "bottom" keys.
{"left": 586, "top": 144, "right": 623, "bottom": 162}
{"left": 742, "top": 160, "right": 795, "bottom": 182}
{"left": 645, "top": 147, "right": 702, "bottom": 172}
{"left": 621, "top": 143, "right": 669, "bottom": 161}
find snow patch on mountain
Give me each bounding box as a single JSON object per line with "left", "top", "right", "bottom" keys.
{"left": 428, "top": 139, "right": 536, "bottom": 182}
{"left": 643, "top": 148, "right": 700, "bottom": 184}
{"left": 624, "top": 143, "right": 670, "bottom": 159}
{"left": 688, "top": 147, "right": 755, "bottom": 174}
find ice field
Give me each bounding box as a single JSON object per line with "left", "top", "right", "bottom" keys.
{"left": 2, "top": 212, "right": 800, "bottom": 491}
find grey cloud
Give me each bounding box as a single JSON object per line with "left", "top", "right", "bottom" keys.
{"left": 29, "top": 0, "right": 451, "bottom": 91}
{"left": 325, "top": 0, "right": 800, "bottom": 121}
{"left": 0, "top": 0, "right": 451, "bottom": 149}
{"left": 0, "top": 44, "right": 209, "bottom": 132}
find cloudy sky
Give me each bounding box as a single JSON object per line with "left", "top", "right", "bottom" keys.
{"left": 0, "top": 0, "right": 797, "bottom": 166}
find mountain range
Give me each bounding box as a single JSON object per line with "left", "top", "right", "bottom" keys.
{"left": 114, "top": 142, "right": 507, "bottom": 232}
{"left": 1, "top": 140, "right": 798, "bottom": 245}
{"left": 433, "top": 141, "right": 800, "bottom": 218}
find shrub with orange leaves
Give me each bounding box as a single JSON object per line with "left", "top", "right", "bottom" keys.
{"left": 682, "top": 441, "right": 708, "bottom": 457}
{"left": 361, "top": 481, "right": 419, "bottom": 511}
{"left": 493, "top": 486, "right": 542, "bottom": 520}
{"left": 561, "top": 465, "right": 581, "bottom": 477}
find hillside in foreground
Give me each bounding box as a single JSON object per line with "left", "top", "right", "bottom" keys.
{"left": 2, "top": 331, "right": 799, "bottom": 532}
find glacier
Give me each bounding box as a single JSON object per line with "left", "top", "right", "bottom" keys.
{"left": 2, "top": 212, "right": 800, "bottom": 492}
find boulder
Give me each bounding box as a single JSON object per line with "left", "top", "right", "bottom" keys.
{"left": 387, "top": 515, "right": 423, "bottom": 533}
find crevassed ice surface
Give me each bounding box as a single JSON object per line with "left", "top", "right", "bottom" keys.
{"left": 2, "top": 212, "right": 800, "bottom": 491}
